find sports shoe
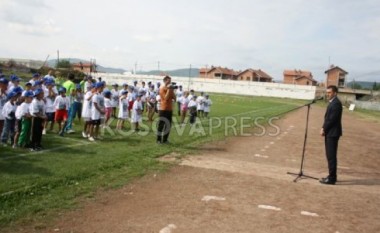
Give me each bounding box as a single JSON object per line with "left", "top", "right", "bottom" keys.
{"left": 88, "top": 137, "right": 95, "bottom": 142}
{"left": 67, "top": 129, "right": 75, "bottom": 134}
{"left": 42, "top": 129, "right": 46, "bottom": 135}
{"left": 82, "top": 131, "right": 88, "bottom": 138}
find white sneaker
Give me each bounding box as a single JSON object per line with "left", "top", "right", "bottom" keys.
{"left": 42, "top": 129, "right": 46, "bottom": 135}
{"left": 67, "top": 129, "right": 75, "bottom": 134}
{"left": 82, "top": 131, "right": 88, "bottom": 138}
{"left": 88, "top": 137, "right": 95, "bottom": 142}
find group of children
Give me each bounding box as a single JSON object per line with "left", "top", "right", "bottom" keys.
{"left": 175, "top": 87, "right": 213, "bottom": 125}
{"left": 0, "top": 71, "right": 213, "bottom": 151}
{"left": 0, "top": 72, "right": 86, "bottom": 150}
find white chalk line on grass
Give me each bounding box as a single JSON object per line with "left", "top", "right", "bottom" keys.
{"left": 51, "top": 135, "right": 88, "bottom": 144}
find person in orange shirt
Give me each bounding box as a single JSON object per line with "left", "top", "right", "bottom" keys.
{"left": 157, "top": 76, "right": 176, "bottom": 144}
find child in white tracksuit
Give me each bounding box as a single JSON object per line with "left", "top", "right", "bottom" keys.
{"left": 188, "top": 96, "right": 197, "bottom": 124}
{"left": 117, "top": 90, "right": 129, "bottom": 130}
{"left": 131, "top": 94, "right": 143, "bottom": 132}
{"left": 1, "top": 91, "right": 17, "bottom": 146}
{"left": 203, "top": 94, "right": 212, "bottom": 118}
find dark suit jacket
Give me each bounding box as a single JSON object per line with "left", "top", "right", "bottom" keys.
{"left": 323, "top": 97, "right": 343, "bottom": 138}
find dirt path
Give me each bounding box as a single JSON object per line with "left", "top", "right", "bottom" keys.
{"left": 13, "top": 106, "right": 380, "bottom": 233}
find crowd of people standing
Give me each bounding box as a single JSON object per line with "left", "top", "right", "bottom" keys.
{"left": 0, "top": 71, "right": 212, "bottom": 151}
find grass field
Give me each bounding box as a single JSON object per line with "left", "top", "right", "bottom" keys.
{"left": 0, "top": 93, "right": 307, "bottom": 228}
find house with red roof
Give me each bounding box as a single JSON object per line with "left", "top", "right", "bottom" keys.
{"left": 324, "top": 65, "right": 348, "bottom": 88}
{"left": 200, "top": 66, "right": 238, "bottom": 80}
{"left": 237, "top": 69, "right": 273, "bottom": 82}
{"left": 283, "top": 69, "right": 318, "bottom": 86}
{"left": 72, "top": 62, "right": 96, "bottom": 73}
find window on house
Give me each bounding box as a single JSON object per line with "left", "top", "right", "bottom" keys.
{"left": 338, "top": 79, "right": 345, "bottom": 87}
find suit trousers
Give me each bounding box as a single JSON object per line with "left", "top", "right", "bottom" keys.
{"left": 325, "top": 136, "right": 339, "bottom": 180}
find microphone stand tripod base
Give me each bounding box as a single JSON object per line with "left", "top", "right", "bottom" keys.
{"left": 287, "top": 171, "right": 319, "bottom": 183}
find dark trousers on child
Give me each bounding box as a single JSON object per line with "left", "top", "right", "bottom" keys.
{"left": 177, "top": 102, "right": 181, "bottom": 116}
{"left": 1, "top": 118, "right": 15, "bottom": 144}
{"left": 31, "top": 117, "right": 43, "bottom": 149}
{"left": 189, "top": 110, "right": 197, "bottom": 124}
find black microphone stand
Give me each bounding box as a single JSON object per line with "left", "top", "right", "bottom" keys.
{"left": 287, "top": 101, "right": 319, "bottom": 182}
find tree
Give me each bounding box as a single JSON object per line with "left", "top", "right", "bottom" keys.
{"left": 7, "top": 59, "right": 17, "bottom": 68}
{"left": 373, "top": 82, "right": 380, "bottom": 91}
{"left": 56, "top": 59, "right": 71, "bottom": 69}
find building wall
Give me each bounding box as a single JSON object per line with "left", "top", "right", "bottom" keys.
{"left": 337, "top": 93, "right": 357, "bottom": 104}
{"left": 326, "top": 69, "right": 339, "bottom": 87}
{"left": 199, "top": 72, "right": 207, "bottom": 78}
{"left": 283, "top": 75, "right": 295, "bottom": 84}
{"left": 353, "top": 101, "right": 380, "bottom": 111}
{"left": 237, "top": 71, "right": 253, "bottom": 81}
{"left": 326, "top": 69, "right": 346, "bottom": 87}
{"left": 206, "top": 69, "right": 221, "bottom": 79}
{"left": 296, "top": 77, "right": 315, "bottom": 86}
{"left": 238, "top": 71, "right": 272, "bottom": 82}
{"left": 73, "top": 66, "right": 92, "bottom": 73}
{"left": 98, "top": 73, "right": 316, "bottom": 100}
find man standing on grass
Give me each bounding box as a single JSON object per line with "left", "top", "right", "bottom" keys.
{"left": 156, "top": 76, "right": 176, "bottom": 144}
{"left": 320, "top": 85, "right": 342, "bottom": 185}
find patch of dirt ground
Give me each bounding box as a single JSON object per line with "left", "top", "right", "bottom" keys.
{"left": 11, "top": 106, "right": 380, "bottom": 233}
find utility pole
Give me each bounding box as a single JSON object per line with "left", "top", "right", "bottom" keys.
{"left": 187, "top": 64, "right": 192, "bottom": 91}
{"left": 134, "top": 62, "right": 137, "bottom": 74}
{"left": 57, "top": 50, "right": 60, "bottom": 68}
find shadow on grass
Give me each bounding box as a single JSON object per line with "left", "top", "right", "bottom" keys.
{"left": 0, "top": 157, "right": 52, "bottom": 176}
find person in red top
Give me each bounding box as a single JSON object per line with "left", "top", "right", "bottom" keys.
{"left": 157, "top": 76, "right": 176, "bottom": 144}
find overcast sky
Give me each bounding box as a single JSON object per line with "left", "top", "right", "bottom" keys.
{"left": 1, "top": 0, "right": 379, "bottom": 81}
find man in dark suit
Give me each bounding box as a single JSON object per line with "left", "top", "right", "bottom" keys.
{"left": 320, "top": 85, "right": 343, "bottom": 185}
